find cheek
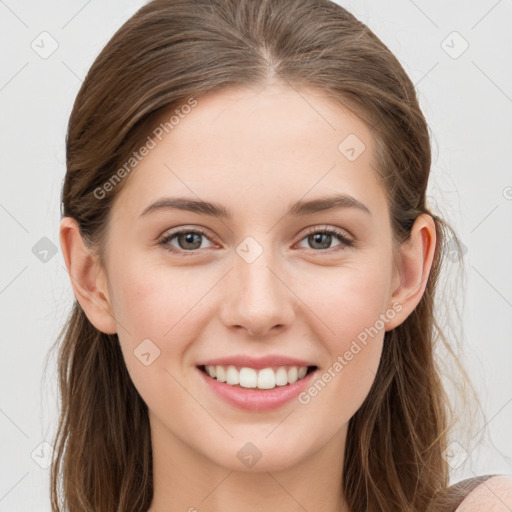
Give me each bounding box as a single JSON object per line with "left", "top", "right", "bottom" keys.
{"left": 297, "top": 256, "right": 392, "bottom": 344}
{"left": 108, "top": 255, "right": 204, "bottom": 340}
{"left": 107, "top": 259, "right": 199, "bottom": 415}
{"left": 107, "top": 255, "right": 218, "bottom": 386}
{"left": 294, "top": 260, "right": 391, "bottom": 412}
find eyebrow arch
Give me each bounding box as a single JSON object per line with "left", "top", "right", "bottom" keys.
{"left": 139, "top": 193, "right": 371, "bottom": 219}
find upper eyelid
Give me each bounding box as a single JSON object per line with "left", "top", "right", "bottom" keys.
{"left": 301, "top": 224, "right": 352, "bottom": 239}
{"left": 160, "top": 226, "right": 215, "bottom": 243}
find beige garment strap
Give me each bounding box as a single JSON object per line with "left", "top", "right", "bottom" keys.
{"left": 443, "top": 474, "right": 497, "bottom": 512}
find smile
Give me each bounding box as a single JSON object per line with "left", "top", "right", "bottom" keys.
{"left": 196, "top": 363, "right": 319, "bottom": 412}
{"left": 198, "top": 364, "right": 317, "bottom": 390}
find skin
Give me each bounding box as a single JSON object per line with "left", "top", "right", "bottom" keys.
{"left": 60, "top": 82, "right": 438, "bottom": 512}
{"left": 456, "top": 475, "right": 512, "bottom": 511}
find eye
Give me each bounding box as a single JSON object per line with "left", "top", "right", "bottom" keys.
{"left": 158, "top": 227, "right": 215, "bottom": 255}
{"left": 296, "top": 226, "right": 353, "bottom": 252}
{"left": 158, "top": 225, "right": 353, "bottom": 256}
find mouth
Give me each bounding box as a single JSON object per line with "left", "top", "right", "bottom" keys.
{"left": 197, "top": 364, "right": 318, "bottom": 390}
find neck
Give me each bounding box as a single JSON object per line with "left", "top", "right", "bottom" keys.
{"left": 147, "top": 417, "right": 350, "bottom": 512}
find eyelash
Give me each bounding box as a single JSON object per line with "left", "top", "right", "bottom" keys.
{"left": 158, "top": 226, "right": 353, "bottom": 256}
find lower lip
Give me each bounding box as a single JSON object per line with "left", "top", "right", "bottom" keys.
{"left": 196, "top": 367, "right": 318, "bottom": 412}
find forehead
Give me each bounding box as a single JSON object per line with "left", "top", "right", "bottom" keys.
{"left": 112, "top": 83, "right": 387, "bottom": 221}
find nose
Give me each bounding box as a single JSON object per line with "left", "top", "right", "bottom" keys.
{"left": 219, "top": 248, "right": 295, "bottom": 338}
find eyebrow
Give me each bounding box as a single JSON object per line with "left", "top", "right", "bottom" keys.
{"left": 139, "top": 193, "right": 371, "bottom": 219}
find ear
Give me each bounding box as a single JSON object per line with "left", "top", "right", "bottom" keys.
{"left": 385, "top": 213, "right": 437, "bottom": 331}
{"left": 59, "top": 217, "right": 117, "bottom": 334}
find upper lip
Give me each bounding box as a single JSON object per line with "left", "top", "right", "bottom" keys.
{"left": 196, "top": 355, "right": 317, "bottom": 370}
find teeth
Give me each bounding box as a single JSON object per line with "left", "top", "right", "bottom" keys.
{"left": 240, "top": 367, "right": 257, "bottom": 388}
{"left": 288, "top": 366, "right": 298, "bottom": 384}
{"left": 275, "top": 367, "right": 288, "bottom": 386}
{"left": 216, "top": 365, "right": 226, "bottom": 383}
{"left": 226, "top": 365, "right": 239, "bottom": 385}
{"left": 204, "top": 364, "right": 312, "bottom": 390}
{"left": 258, "top": 368, "right": 275, "bottom": 389}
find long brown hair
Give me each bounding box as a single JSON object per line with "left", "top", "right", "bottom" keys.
{"left": 49, "top": 0, "right": 475, "bottom": 510}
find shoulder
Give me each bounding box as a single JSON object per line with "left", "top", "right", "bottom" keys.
{"left": 455, "top": 475, "right": 512, "bottom": 511}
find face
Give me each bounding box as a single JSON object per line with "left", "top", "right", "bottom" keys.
{"left": 98, "top": 83, "right": 401, "bottom": 472}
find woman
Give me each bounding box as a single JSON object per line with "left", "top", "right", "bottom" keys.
{"left": 51, "top": 0, "right": 512, "bottom": 510}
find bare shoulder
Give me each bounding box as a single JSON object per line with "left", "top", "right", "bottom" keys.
{"left": 455, "top": 475, "right": 512, "bottom": 511}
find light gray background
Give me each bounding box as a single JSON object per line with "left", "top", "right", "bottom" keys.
{"left": 1, "top": 0, "right": 511, "bottom": 510}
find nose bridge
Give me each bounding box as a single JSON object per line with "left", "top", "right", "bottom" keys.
{"left": 220, "top": 236, "right": 294, "bottom": 336}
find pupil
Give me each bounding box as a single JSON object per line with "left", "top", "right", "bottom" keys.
{"left": 311, "top": 233, "right": 331, "bottom": 249}
{"left": 181, "top": 232, "right": 201, "bottom": 249}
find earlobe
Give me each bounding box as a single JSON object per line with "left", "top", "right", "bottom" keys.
{"left": 59, "top": 217, "right": 117, "bottom": 334}
{"left": 385, "top": 213, "right": 437, "bottom": 331}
